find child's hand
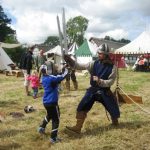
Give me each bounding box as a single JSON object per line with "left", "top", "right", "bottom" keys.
{"left": 62, "top": 68, "right": 68, "bottom": 77}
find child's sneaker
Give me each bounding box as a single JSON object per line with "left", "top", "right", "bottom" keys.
{"left": 50, "top": 137, "right": 62, "bottom": 144}
{"left": 38, "top": 127, "right": 45, "bottom": 134}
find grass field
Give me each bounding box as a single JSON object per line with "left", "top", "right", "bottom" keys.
{"left": 0, "top": 70, "right": 150, "bottom": 150}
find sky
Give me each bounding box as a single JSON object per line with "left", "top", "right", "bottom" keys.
{"left": 1, "top": 0, "right": 150, "bottom": 44}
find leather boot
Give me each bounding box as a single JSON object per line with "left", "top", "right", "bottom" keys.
{"left": 112, "top": 118, "right": 119, "bottom": 126}
{"left": 25, "top": 86, "right": 30, "bottom": 96}
{"left": 73, "top": 81, "right": 78, "bottom": 90}
{"left": 66, "top": 111, "right": 87, "bottom": 134}
{"left": 66, "top": 81, "right": 70, "bottom": 91}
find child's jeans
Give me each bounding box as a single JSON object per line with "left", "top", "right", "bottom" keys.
{"left": 32, "top": 87, "right": 38, "bottom": 98}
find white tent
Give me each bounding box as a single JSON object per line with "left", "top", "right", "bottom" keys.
{"left": 68, "top": 42, "right": 78, "bottom": 55}
{"left": 44, "top": 45, "right": 64, "bottom": 68}
{"left": 44, "top": 45, "right": 63, "bottom": 56}
{"left": 0, "top": 42, "right": 21, "bottom": 49}
{"left": 0, "top": 47, "right": 14, "bottom": 71}
{"left": 75, "top": 40, "right": 98, "bottom": 64}
{"left": 115, "top": 31, "right": 150, "bottom": 54}
{"left": 0, "top": 42, "right": 21, "bottom": 71}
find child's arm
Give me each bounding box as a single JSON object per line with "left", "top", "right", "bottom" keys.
{"left": 26, "top": 75, "right": 31, "bottom": 81}
{"left": 50, "top": 69, "right": 68, "bottom": 88}
{"left": 51, "top": 68, "right": 68, "bottom": 83}
{"left": 60, "top": 68, "right": 68, "bottom": 78}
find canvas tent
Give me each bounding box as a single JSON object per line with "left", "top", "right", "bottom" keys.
{"left": 0, "top": 42, "right": 21, "bottom": 71}
{"left": 115, "top": 31, "right": 150, "bottom": 54}
{"left": 68, "top": 42, "right": 78, "bottom": 56}
{"left": 75, "top": 40, "right": 98, "bottom": 64}
{"left": 44, "top": 45, "right": 64, "bottom": 67}
{"left": 44, "top": 45, "right": 63, "bottom": 56}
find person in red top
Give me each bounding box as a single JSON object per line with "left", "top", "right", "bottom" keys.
{"left": 27, "top": 70, "right": 39, "bottom": 99}
{"left": 138, "top": 55, "right": 145, "bottom": 71}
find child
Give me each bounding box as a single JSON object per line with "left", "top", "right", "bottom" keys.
{"left": 38, "top": 64, "right": 68, "bottom": 144}
{"left": 27, "top": 70, "right": 39, "bottom": 99}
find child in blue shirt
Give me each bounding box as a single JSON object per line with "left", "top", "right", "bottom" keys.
{"left": 38, "top": 64, "right": 68, "bottom": 144}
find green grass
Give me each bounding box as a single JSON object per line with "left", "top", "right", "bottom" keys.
{"left": 0, "top": 70, "right": 150, "bottom": 150}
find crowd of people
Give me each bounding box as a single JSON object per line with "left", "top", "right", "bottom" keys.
{"left": 19, "top": 43, "right": 120, "bottom": 144}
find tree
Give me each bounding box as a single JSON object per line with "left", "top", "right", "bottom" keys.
{"left": 44, "top": 36, "right": 59, "bottom": 48}
{"left": 104, "top": 36, "right": 111, "bottom": 41}
{"left": 104, "top": 35, "right": 130, "bottom": 44}
{"left": 4, "top": 46, "right": 26, "bottom": 65}
{"left": 120, "top": 38, "right": 131, "bottom": 44}
{"left": 0, "top": 5, "right": 15, "bottom": 42}
{"left": 66, "top": 16, "right": 89, "bottom": 46}
{"left": 0, "top": 5, "right": 25, "bottom": 65}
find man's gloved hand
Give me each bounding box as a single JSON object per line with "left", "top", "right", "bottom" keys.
{"left": 93, "top": 76, "right": 101, "bottom": 85}
{"left": 64, "top": 54, "right": 76, "bottom": 68}
{"left": 62, "top": 64, "right": 67, "bottom": 72}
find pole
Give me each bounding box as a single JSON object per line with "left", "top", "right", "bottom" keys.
{"left": 57, "top": 15, "right": 64, "bottom": 63}
{"left": 62, "top": 8, "right": 68, "bottom": 54}
{"left": 115, "top": 55, "right": 120, "bottom": 106}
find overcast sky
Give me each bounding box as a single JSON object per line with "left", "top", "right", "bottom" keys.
{"left": 1, "top": 0, "right": 150, "bottom": 44}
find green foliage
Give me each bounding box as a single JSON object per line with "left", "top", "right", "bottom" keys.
{"left": 120, "top": 38, "right": 131, "bottom": 43}
{"left": 43, "top": 36, "right": 59, "bottom": 48}
{"left": 66, "top": 16, "right": 89, "bottom": 46}
{"left": 0, "top": 5, "right": 23, "bottom": 64}
{"left": 0, "top": 5, "right": 15, "bottom": 42}
{"left": 4, "top": 33, "right": 18, "bottom": 43}
{"left": 4, "top": 47, "right": 26, "bottom": 65}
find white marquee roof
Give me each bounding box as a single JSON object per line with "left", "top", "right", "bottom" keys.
{"left": 44, "top": 45, "right": 63, "bottom": 56}
{"left": 115, "top": 31, "right": 150, "bottom": 54}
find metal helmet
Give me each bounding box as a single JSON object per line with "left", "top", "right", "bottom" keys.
{"left": 40, "top": 64, "right": 48, "bottom": 74}
{"left": 97, "top": 43, "right": 109, "bottom": 54}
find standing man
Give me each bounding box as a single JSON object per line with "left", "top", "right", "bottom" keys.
{"left": 65, "top": 55, "right": 78, "bottom": 91}
{"left": 65, "top": 67, "right": 78, "bottom": 91}
{"left": 35, "top": 49, "right": 47, "bottom": 85}
{"left": 19, "top": 46, "right": 35, "bottom": 96}
{"left": 64, "top": 43, "right": 120, "bottom": 134}
{"left": 35, "top": 49, "right": 46, "bottom": 72}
